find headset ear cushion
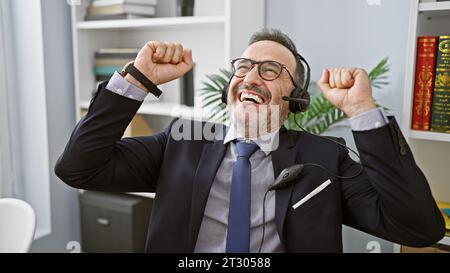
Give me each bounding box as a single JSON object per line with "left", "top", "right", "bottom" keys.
{"left": 287, "top": 87, "right": 310, "bottom": 113}
{"left": 288, "top": 87, "right": 302, "bottom": 113}
{"left": 221, "top": 84, "right": 229, "bottom": 104}
{"left": 299, "top": 90, "right": 310, "bottom": 112}
{"left": 289, "top": 100, "right": 298, "bottom": 114}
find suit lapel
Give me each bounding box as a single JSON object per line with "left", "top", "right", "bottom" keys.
{"left": 188, "top": 132, "right": 228, "bottom": 251}
{"left": 271, "top": 127, "right": 299, "bottom": 242}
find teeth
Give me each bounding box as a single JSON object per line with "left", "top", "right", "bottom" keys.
{"left": 240, "top": 92, "right": 263, "bottom": 104}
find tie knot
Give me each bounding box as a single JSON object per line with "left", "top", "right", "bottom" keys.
{"left": 236, "top": 142, "right": 259, "bottom": 159}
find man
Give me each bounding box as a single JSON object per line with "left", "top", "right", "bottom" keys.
{"left": 55, "top": 29, "right": 444, "bottom": 252}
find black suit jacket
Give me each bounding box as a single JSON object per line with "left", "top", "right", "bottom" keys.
{"left": 55, "top": 83, "right": 445, "bottom": 252}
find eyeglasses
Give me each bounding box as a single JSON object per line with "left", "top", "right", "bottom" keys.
{"left": 231, "top": 58, "right": 297, "bottom": 88}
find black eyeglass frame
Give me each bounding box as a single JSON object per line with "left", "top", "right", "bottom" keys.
{"left": 230, "top": 57, "right": 298, "bottom": 88}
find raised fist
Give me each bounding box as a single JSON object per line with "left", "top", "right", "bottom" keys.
{"left": 125, "top": 41, "right": 194, "bottom": 90}
{"left": 318, "top": 67, "right": 376, "bottom": 118}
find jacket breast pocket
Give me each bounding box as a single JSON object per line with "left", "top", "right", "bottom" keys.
{"left": 290, "top": 178, "right": 337, "bottom": 219}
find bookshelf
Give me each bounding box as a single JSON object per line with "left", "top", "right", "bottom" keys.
{"left": 70, "top": 0, "right": 265, "bottom": 122}
{"left": 70, "top": 0, "right": 264, "bottom": 199}
{"left": 400, "top": 0, "right": 450, "bottom": 251}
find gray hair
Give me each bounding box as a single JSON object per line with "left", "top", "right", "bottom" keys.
{"left": 248, "top": 28, "right": 304, "bottom": 87}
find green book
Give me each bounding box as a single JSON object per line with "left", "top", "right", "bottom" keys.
{"left": 94, "top": 66, "right": 123, "bottom": 76}
{"left": 430, "top": 35, "right": 450, "bottom": 133}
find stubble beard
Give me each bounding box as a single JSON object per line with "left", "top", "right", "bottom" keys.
{"left": 229, "top": 102, "right": 290, "bottom": 138}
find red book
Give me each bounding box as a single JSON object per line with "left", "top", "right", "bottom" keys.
{"left": 411, "top": 36, "right": 438, "bottom": 130}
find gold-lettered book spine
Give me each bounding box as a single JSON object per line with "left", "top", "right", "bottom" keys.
{"left": 430, "top": 36, "right": 450, "bottom": 133}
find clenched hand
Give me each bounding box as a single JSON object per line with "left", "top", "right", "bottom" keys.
{"left": 318, "top": 68, "right": 376, "bottom": 118}
{"left": 124, "top": 41, "right": 194, "bottom": 91}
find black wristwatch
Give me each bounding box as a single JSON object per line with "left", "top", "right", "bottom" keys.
{"left": 122, "top": 62, "right": 162, "bottom": 98}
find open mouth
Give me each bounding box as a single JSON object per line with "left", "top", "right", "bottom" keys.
{"left": 237, "top": 90, "right": 268, "bottom": 105}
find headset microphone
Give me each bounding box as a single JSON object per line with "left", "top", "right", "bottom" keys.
{"left": 282, "top": 96, "right": 310, "bottom": 104}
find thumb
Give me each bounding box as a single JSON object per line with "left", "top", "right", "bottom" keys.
{"left": 176, "top": 48, "right": 194, "bottom": 74}
{"left": 318, "top": 68, "right": 331, "bottom": 93}
{"left": 142, "top": 41, "right": 157, "bottom": 62}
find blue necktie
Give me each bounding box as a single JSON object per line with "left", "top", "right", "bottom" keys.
{"left": 226, "top": 141, "right": 259, "bottom": 253}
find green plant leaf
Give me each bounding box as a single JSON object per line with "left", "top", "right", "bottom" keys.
{"left": 205, "top": 74, "right": 228, "bottom": 89}
{"left": 200, "top": 82, "right": 221, "bottom": 92}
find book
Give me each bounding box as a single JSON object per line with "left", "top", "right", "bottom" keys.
{"left": 430, "top": 35, "right": 450, "bottom": 133}
{"left": 437, "top": 202, "right": 450, "bottom": 232}
{"left": 96, "top": 48, "right": 140, "bottom": 54}
{"left": 85, "top": 13, "right": 153, "bottom": 21}
{"left": 88, "top": 3, "right": 156, "bottom": 16}
{"left": 91, "top": 0, "right": 158, "bottom": 7}
{"left": 95, "top": 53, "right": 138, "bottom": 59}
{"left": 95, "top": 48, "right": 139, "bottom": 60}
{"left": 95, "top": 66, "right": 123, "bottom": 76}
{"left": 95, "top": 58, "right": 131, "bottom": 67}
{"left": 411, "top": 36, "right": 438, "bottom": 131}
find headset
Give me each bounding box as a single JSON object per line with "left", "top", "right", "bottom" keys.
{"left": 221, "top": 52, "right": 311, "bottom": 114}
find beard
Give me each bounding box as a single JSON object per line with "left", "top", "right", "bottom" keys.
{"left": 228, "top": 102, "right": 289, "bottom": 138}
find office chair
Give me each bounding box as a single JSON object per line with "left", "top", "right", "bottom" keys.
{"left": 0, "top": 198, "right": 36, "bottom": 253}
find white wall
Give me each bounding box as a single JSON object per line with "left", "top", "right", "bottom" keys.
{"left": 9, "top": 0, "right": 52, "bottom": 240}
{"left": 0, "top": 0, "right": 12, "bottom": 197}
{"left": 30, "top": 0, "right": 81, "bottom": 252}
{"left": 7, "top": 0, "right": 80, "bottom": 252}
{"left": 266, "top": 0, "right": 412, "bottom": 252}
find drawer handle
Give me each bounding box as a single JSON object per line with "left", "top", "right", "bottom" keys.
{"left": 97, "top": 217, "right": 110, "bottom": 226}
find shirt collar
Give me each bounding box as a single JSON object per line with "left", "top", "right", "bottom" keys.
{"left": 223, "top": 124, "right": 280, "bottom": 156}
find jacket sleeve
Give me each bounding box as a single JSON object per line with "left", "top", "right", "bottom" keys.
{"left": 340, "top": 116, "right": 445, "bottom": 247}
{"left": 55, "top": 83, "right": 174, "bottom": 192}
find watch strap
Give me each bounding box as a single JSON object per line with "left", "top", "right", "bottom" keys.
{"left": 124, "top": 63, "right": 162, "bottom": 98}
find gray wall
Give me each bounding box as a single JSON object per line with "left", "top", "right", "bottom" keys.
{"left": 266, "top": 0, "right": 410, "bottom": 116}
{"left": 266, "top": 0, "right": 412, "bottom": 252}
{"left": 29, "top": 0, "right": 80, "bottom": 252}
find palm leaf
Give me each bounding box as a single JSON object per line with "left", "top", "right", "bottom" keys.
{"left": 369, "top": 56, "right": 390, "bottom": 89}
{"left": 199, "top": 82, "right": 221, "bottom": 93}
{"left": 199, "top": 69, "right": 229, "bottom": 122}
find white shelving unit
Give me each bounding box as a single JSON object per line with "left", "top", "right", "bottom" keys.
{"left": 71, "top": 0, "right": 265, "bottom": 122}
{"left": 409, "top": 130, "right": 450, "bottom": 142}
{"left": 419, "top": 1, "right": 450, "bottom": 17}
{"left": 70, "top": 0, "right": 265, "bottom": 198}
{"left": 80, "top": 100, "right": 206, "bottom": 120}
{"left": 400, "top": 0, "right": 450, "bottom": 251}
{"left": 76, "top": 15, "right": 226, "bottom": 30}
